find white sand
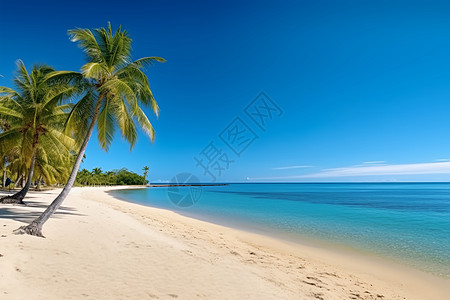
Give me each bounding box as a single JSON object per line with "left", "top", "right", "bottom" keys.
{"left": 0, "top": 187, "right": 449, "bottom": 299}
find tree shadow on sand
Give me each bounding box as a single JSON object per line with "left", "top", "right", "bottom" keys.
{"left": 0, "top": 200, "right": 85, "bottom": 224}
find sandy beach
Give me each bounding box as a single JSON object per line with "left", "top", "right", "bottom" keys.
{"left": 0, "top": 187, "right": 449, "bottom": 300}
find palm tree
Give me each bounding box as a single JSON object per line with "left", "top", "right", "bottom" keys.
{"left": 105, "top": 171, "right": 116, "bottom": 186}
{"left": 142, "top": 165, "right": 149, "bottom": 183}
{"left": 92, "top": 167, "right": 102, "bottom": 176}
{"left": 15, "top": 23, "right": 164, "bottom": 236}
{"left": 76, "top": 168, "right": 91, "bottom": 185}
{"left": 0, "top": 61, "right": 78, "bottom": 204}
{"left": 34, "top": 138, "right": 77, "bottom": 188}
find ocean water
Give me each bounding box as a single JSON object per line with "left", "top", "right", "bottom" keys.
{"left": 110, "top": 183, "right": 450, "bottom": 278}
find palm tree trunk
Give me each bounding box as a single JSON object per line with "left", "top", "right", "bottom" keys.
{"left": 15, "top": 174, "right": 22, "bottom": 189}
{"left": 1, "top": 134, "right": 39, "bottom": 204}
{"left": 2, "top": 159, "right": 6, "bottom": 188}
{"left": 14, "top": 97, "right": 103, "bottom": 237}
{"left": 36, "top": 176, "right": 43, "bottom": 191}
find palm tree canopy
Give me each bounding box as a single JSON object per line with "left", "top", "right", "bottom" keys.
{"left": 92, "top": 167, "right": 102, "bottom": 175}
{"left": 12, "top": 23, "right": 165, "bottom": 237}
{"left": 0, "top": 61, "right": 78, "bottom": 169}
{"left": 66, "top": 22, "right": 165, "bottom": 151}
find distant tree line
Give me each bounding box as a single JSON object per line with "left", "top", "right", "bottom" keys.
{"left": 76, "top": 168, "right": 148, "bottom": 186}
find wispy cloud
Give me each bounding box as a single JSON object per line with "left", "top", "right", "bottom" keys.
{"left": 362, "top": 161, "right": 386, "bottom": 164}
{"left": 302, "top": 161, "right": 450, "bottom": 178}
{"left": 272, "top": 165, "right": 313, "bottom": 170}
{"left": 153, "top": 179, "right": 170, "bottom": 183}
{"left": 249, "top": 161, "right": 450, "bottom": 181}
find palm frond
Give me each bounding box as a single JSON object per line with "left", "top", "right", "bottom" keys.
{"left": 99, "top": 78, "right": 137, "bottom": 103}
{"left": 0, "top": 105, "right": 25, "bottom": 119}
{"left": 97, "top": 99, "right": 115, "bottom": 150}
{"left": 64, "top": 91, "right": 95, "bottom": 142}
{"left": 129, "top": 57, "right": 166, "bottom": 68}
{"left": 0, "top": 86, "right": 21, "bottom": 98}
{"left": 112, "top": 96, "right": 137, "bottom": 149}
{"left": 43, "top": 70, "right": 83, "bottom": 86}
{"left": 134, "top": 106, "right": 155, "bottom": 142}
{"left": 81, "top": 62, "right": 109, "bottom": 79}
{"left": 0, "top": 128, "right": 22, "bottom": 152}
{"left": 68, "top": 28, "right": 102, "bottom": 62}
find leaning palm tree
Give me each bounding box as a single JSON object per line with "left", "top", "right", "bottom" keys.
{"left": 15, "top": 23, "right": 164, "bottom": 236}
{"left": 0, "top": 61, "right": 78, "bottom": 204}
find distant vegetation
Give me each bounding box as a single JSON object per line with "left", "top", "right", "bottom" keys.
{"left": 76, "top": 168, "right": 148, "bottom": 186}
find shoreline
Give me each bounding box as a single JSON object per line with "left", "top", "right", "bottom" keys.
{"left": 107, "top": 187, "right": 450, "bottom": 284}
{"left": 110, "top": 185, "right": 450, "bottom": 280}
{"left": 1, "top": 186, "right": 449, "bottom": 299}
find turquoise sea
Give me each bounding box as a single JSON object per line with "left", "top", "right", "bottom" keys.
{"left": 110, "top": 183, "right": 450, "bottom": 278}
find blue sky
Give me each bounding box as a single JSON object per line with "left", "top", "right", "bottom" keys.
{"left": 2, "top": 0, "right": 450, "bottom": 182}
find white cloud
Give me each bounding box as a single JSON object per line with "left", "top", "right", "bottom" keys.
{"left": 302, "top": 161, "right": 450, "bottom": 178}
{"left": 153, "top": 179, "right": 170, "bottom": 183}
{"left": 248, "top": 161, "right": 450, "bottom": 181}
{"left": 272, "top": 165, "right": 312, "bottom": 170}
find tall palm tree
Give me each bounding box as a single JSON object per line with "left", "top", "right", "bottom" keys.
{"left": 15, "top": 23, "right": 164, "bottom": 237}
{"left": 142, "top": 165, "right": 149, "bottom": 184}
{"left": 0, "top": 61, "right": 78, "bottom": 204}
